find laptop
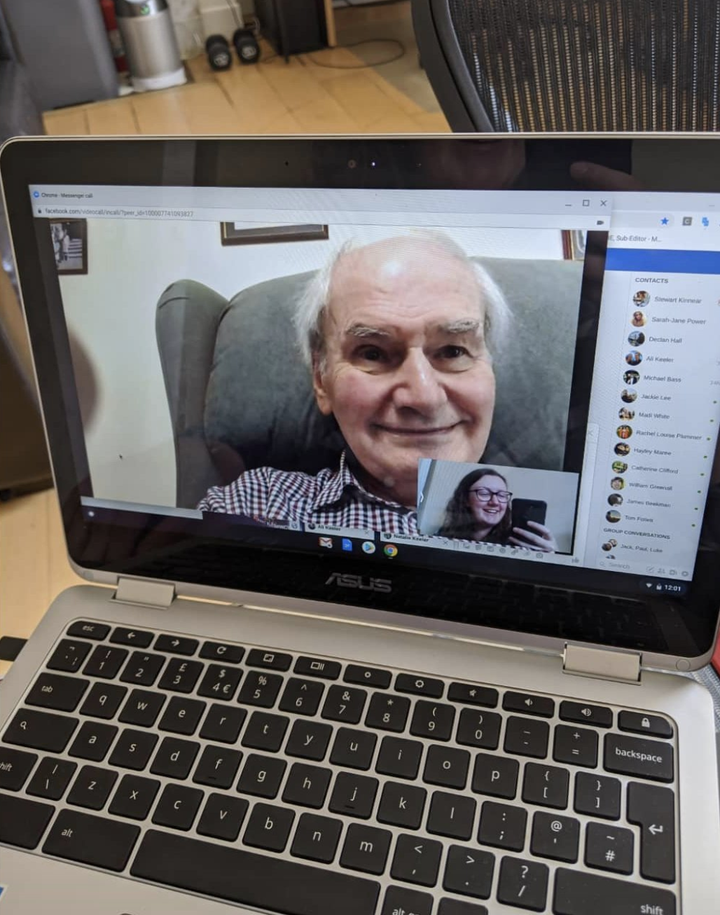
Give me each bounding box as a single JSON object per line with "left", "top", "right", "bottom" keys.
{"left": 1, "top": 134, "right": 719, "bottom": 915}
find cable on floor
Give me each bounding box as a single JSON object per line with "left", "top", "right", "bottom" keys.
{"left": 302, "top": 38, "right": 406, "bottom": 69}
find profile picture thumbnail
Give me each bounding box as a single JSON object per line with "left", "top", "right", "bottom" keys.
{"left": 633, "top": 290, "right": 650, "bottom": 306}
{"left": 623, "top": 370, "right": 640, "bottom": 385}
{"left": 610, "top": 476, "right": 625, "bottom": 491}
{"left": 631, "top": 311, "right": 647, "bottom": 328}
{"left": 621, "top": 389, "right": 637, "bottom": 404}
{"left": 628, "top": 331, "right": 645, "bottom": 346}
{"left": 602, "top": 538, "right": 618, "bottom": 551}
{"left": 608, "top": 493, "right": 623, "bottom": 507}
{"left": 615, "top": 442, "right": 631, "bottom": 456}
{"left": 617, "top": 424, "right": 633, "bottom": 439}
{"left": 606, "top": 510, "right": 622, "bottom": 523}
{"left": 619, "top": 407, "right": 635, "bottom": 420}
{"left": 625, "top": 351, "right": 643, "bottom": 366}
{"left": 612, "top": 461, "right": 628, "bottom": 474}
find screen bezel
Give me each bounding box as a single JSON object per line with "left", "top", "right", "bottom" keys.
{"left": 3, "top": 134, "right": 720, "bottom": 668}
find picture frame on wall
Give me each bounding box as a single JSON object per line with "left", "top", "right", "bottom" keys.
{"left": 49, "top": 218, "right": 88, "bottom": 275}
{"left": 220, "top": 223, "right": 329, "bottom": 246}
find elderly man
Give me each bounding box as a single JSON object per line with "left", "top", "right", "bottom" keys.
{"left": 198, "top": 232, "right": 511, "bottom": 535}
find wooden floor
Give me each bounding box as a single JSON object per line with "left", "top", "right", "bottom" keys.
{"left": 0, "top": 3, "right": 448, "bottom": 649}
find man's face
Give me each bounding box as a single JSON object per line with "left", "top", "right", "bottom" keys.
{"left": 312, "top": 238, "right": 496, "bottom": 507}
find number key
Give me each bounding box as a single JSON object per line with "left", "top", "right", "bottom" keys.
{"left": 365, "top": 693, "right": 410, "bottom": 732}
{"left": 237, "top": 671, "right": 283, "bottom": 708}
{"left": 83, "top": 646, "right": 128, "bottom": 679}
{"left": 321, "top": 685, "right": 367, "bottom": 724}
{"left": 279, "top": 678, "right": 324, "bottom": 716}
{"left": 157, "top": 658, "right": 203, "bottom": 693}
{"left": 197, "top": 665, "right": 243, "bottom": 701}
{"left": 456, "top": 709, "right": 501, "bottom": 750}
{"left": 410, "top": 701, "right": 455, "bottom": 741}
{"left": 120, "top": 652, "right": 165, "bottom": 686}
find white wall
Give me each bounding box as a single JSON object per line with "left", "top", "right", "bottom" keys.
{"left": 59, "top": 218, "right": 564, "bottom": 507}
{"left": 417, "top": 458, "right": 578, "bottom": 552}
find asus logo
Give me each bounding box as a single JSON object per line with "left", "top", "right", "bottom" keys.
{"left": 325, "top": 573, "right": 392, "bottom": 594}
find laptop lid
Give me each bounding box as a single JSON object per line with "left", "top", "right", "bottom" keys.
{"left": 2, "top": 135, "right": 720, "bottom": 673}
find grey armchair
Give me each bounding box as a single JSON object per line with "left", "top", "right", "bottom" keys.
{"left": 157, "top": 257, "right": 584, "bottom": 509}
{"left": 412, "top": 0, "right": 720, "bottom": 132}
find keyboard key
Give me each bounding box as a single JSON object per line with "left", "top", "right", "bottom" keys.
{"left": 427, "top": 791, "right": 476, "bottom": 840}
{"left": 391, "top": 834, "right": 443, "bottom": 886}
{"left": 322, "top": 685, "right": 367, "bottom": 724}
{"left": 110, "top": 627, "right": 153, "bottom": 647}
{"left": 627, "top": 782, "right": 676, "bottom": 883}
{"left": 67, "top": 765, "right": 118, "bottom": 810}
{"left": 68, "top": 721, "right": 118, "bottom": 761}
{"left": 197, "top": 664, "right": 243, "bottom": 701}
{"left": 108, "top": 773, "right": 161, "bottom": 820}
{"left": 395, "top": 673, "right": 444, "bottom": 698}
{"left": 197, "top": 793, "right": 248, "bottom": 841}
{"left": 237, "top": 671, "right": 284, "bottom": 708}
{"left": 574, "top": 772, "right": 621, "bottom": 819}
{"left": 83, "top": 646, "right": 128, "bottom": 679}
{"left": 447, "top": 683, "right": 498, "bottom": 708}
{"left": 559, "top": 701, "right": 612, "bottom": 728}
{"left": 120, "top": 652, "right": 165, "bottom": 686}
{"left": 279, "top": 678, "right": 325, "bottom": 716}
{"left": 243, "top": 802, "right": 295, "bottom": 852}
{"left": 47, "top": 639, "right": 91, "bottom": 673}
{"left": 131, "top": 828, "right": 381, "bottom": 914}
{"left": 376, "top": 736, "right": 423, "bottom": 780}
{"left": 67, "top": 621, "right": 110, "bottom": 640}
{"left": 423, "top": 745, "right": 470, "bottom": 789}
{"left": 285, "top": 719, "right": 332, "bottom": 761}
{"left": 4, "top": 708, "right": 78, "bottom": 752}
{"left": 604, "top": 733, "right": 674, "bottom": 782}
{"left": 365, "top": 693, "right": 410, "bottom": 732}
{"left": 477, "top": 801, "right": 527, "bottom": 851}
{"left": 291, "top": 812, "right": 343, "bottom": 863}
{"left": 0, "top": 746, "right": 37, "bottom": 790}
{"left": 340, "top": 823, "right": 392, "bottom": 874}
{"left": 282, "top": 763, "right": 332, "bottom": 808}
{"left": 443, "top": 844, "right": 495, "bottom": 899}
{"left": 158, "top": 658, "right": 203, "bottom": 693}
{"left": 0, "top": 793, "right": 53, "bottom": 848}
{"left": 521, "top": 763, "right": 569, "bottom": 809}
{"left": 192, "top": 745, "right": 243, "bottom": 789}
{"left": 154, "top": 634, "right": 199, "bottom": 656}
{"left": 496, "top": 856, "right": 548, "bottom": 911}
{"left": 376, "top": 781, "right": 427, "bottom": 829}
{"left": 330, "top": 727, "right": 377, "bottom": 770}
{"left": 329, "top": 772, "right": 378, "bottom": 819}
{"left": 553, "top": 725, "right": 598, "bottom": 768}
{"left": 26, "top": 756, "right": 77, "bottom": 800}
{"left": 345, "top": 664, "right": 392, "bottom": 689}
{"left": 43, "top": 808, "right": 139, "bottom": 870}
{"left": 618, "top": 710, "right": 674, "bottom": 739}
{"left": 199, "top": 641, "right": 245, "bottom": 663}
{"left": 199, "top": 704, "right": 247, "bottom": 743}
{"left": 108, "top": 728, "right": 158, "bottom": 770}
{"left": 553, "top": 869, "right": 677, "bottom": 915}
{"left": 246, "top": 649, "right": 292, "bottom": 671}
{"left": 237, "top": 753, "right": 287, "bottom": 798}
{"left": 241, "top": 711, "right": 289, "bottom": 752}
{"left": 585, "top": 822, "right": 634, "bottom": 874}
{"left": 472, "top": 753, "right": 519, "bottom": 799}
{"left": 152, "top": 783, "right": 204, "bottom": 830}
{"left": 456, "top": 709, "right": 501, "bottom": 750}
{"left": 382, "top": 887, "right": 433, "bottom": 915}
{"left": 26, "top": 673, "right": 88, "bottom": 711}
{"left": 438, "top": 900, "right": 488, "bottom": 915}
{"left": 119, "top": 689, "right": 166, "bottom": 727}
{"left": 158, "top": 696, "right": 207, "bottom": 735}
{"left": 502, "top": 692, "right": 554, "bottom": 718}
{"left": 410, "top": 701, "right": 455, "bottom": 741}
{"left": 294, "top": 656, "right": 341, "bottom": 680}
{"left": 530, "top": 812, "right": 579, "bottom": 862}
{"left": 150, "top": 737, "right": 200, "bottom": 779}
{"left": 504, "top": 716, "right": 549, "bottom": 759}
{"left": 79, "top": 682, "right": 127, "bottom": 719}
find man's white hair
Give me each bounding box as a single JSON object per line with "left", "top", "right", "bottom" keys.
{"left": 293, "top": 230, "right": 512, "bottom": 369}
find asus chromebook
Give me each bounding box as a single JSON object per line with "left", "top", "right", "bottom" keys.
{"left": 1, "top": 135, "right": 719, "bottom": 915}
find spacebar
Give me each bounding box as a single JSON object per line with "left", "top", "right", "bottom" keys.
{"left": 131, "top": 829, "right": 380, "bottom": 915}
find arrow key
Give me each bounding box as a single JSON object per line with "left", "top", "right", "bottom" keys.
{"left": 390, "top": 833, "right": 443, "bottom": 886}
{"left": 443, "top": 844, "right": 495, "bottom": 899}
{"left": 154, "top": 635, "right": 199, "bottom": 656}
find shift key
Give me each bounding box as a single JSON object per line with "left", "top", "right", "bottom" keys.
{"left": 553, "top": 869, "right": 675, "bottom": 915}
{"left": 604, "top": 733, "right": 674, "bottom": 782}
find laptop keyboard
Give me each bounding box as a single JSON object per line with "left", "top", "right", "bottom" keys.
{"left": 0, "top": 621, "right": 679, "bottom": 914}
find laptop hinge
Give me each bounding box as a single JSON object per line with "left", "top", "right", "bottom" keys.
{"left": 113, "top": 577, "right": 176, "bottom": 610}
{"left": 563, "top": 644, "right": 641, "bottom": 684}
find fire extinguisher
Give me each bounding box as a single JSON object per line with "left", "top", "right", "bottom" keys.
{"left": 99, "top": 0, "right": 129, "bottom": 73}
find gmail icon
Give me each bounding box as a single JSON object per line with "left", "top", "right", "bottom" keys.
{"left": 318, "top": 537, "right": 333, "bottom": 549}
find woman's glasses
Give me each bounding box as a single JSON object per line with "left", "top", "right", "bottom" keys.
{"left": 469, "top": 487, "right": 512, "bottom": 504}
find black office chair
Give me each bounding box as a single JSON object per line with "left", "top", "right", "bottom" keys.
{"left": 412, "top": 0, "right": 720, "bottom": 131}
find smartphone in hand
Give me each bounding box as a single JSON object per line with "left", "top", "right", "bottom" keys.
{"left": 511, "top": 498, "right": 547, "bottom": 531}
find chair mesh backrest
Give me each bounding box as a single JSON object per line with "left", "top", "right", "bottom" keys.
{"left": 448, "top": 0, "right": 720, "bottom": 130}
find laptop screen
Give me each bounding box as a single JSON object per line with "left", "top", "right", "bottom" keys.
{"left": 6, "top": 137, "right": 720, "bottom": 661}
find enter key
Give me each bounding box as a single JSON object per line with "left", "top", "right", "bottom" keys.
{"left": 627, "top": 782, "right": 676, "bottom": 883}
